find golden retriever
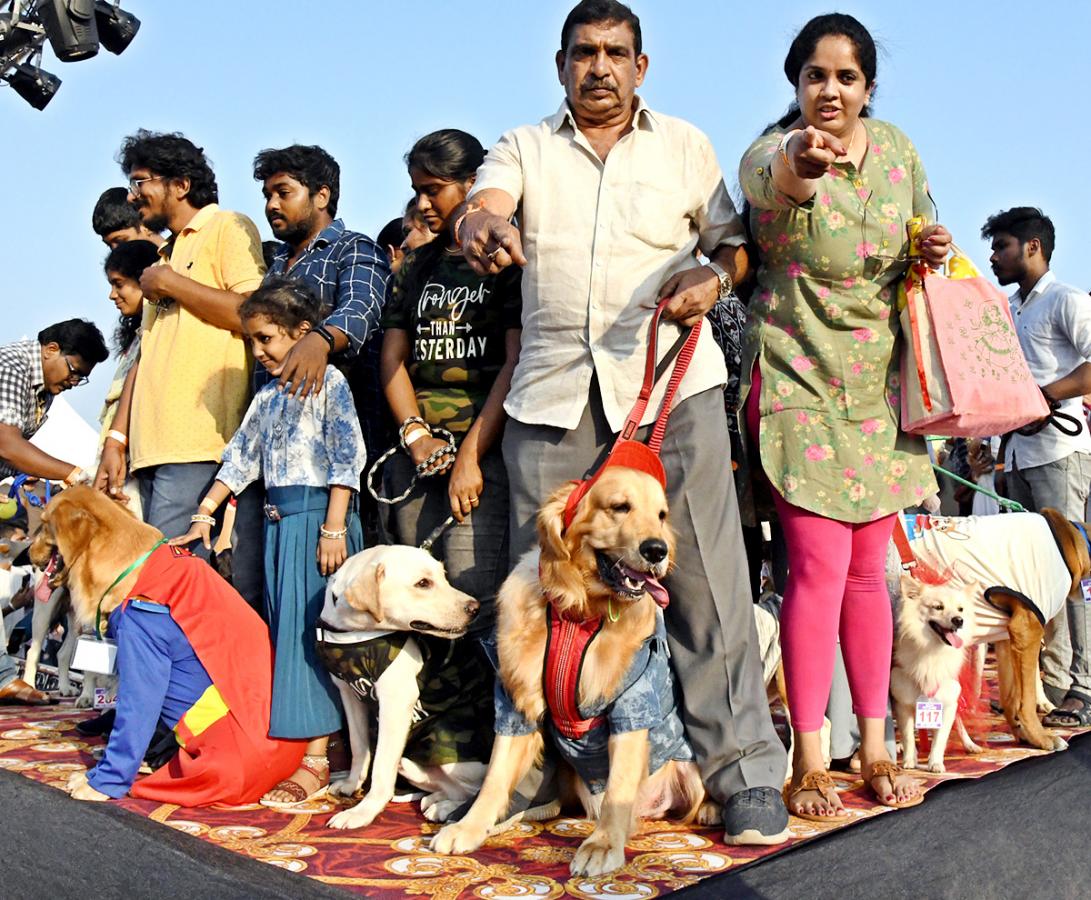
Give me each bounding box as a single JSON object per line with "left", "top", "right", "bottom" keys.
{"left": 432, "top": 466, "right": 708, "bottom": 877}
{"left": 29, "top": 485, "right": 161, "bottom": 628}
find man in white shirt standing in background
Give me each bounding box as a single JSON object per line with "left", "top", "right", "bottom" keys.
{"left": 984, "top": 206, "right": 1091, "bottom": 727}
{"left": 452, "top": 0, "right": 789, "bottom": 846}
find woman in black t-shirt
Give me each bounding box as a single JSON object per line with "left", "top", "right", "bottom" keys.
{"left": 379, "top": 129, "right": 521, "bottom": 633}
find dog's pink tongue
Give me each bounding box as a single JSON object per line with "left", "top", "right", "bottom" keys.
{"left": 35, "top": 552, "right": 57, "bottom": 601}
{"left": 35, "top": 574, "right": 53, "bottom": 602}
{"left": 643, "top": 575, "right": 670, "bottom": 609}
{"left": 945, "top": 632, "right": 964, "bottom": 649}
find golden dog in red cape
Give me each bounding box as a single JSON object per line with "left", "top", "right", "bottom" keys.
{"left": 31, "top": 486, "right": 303, "bottom": 805}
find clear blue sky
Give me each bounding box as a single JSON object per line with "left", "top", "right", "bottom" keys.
{"left": 3, "top": 0, "right": 1088, "bottom": 421}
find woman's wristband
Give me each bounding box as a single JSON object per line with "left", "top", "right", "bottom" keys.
{"left": 319, "top": 524, "right": 348, "bottom": 540}
{"left": 199, "top": 497, "right": 218, "bottom": 513}
{"left": 777, "top": 129, "right": 802, "bottom": 172}
{"left": 399, "top": 416, "right": 430, "bottom": 449}
{"left": 190, "top": 514, "right": 216, "bottom": 526}
{"left": 106, "top": 430, "right": 128, "bottom": 448}
{"left": 63, "top": 467, "right": 85, "bottom": 487}
{"left": 404, "top": 425, "right": 429, "bottom": 447}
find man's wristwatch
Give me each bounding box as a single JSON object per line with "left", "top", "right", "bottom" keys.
{"left": 313, "top": 325, "right": 337, "bottom": 353}
{"left": 706, "top": 261, "right": 734, "bottom": 300}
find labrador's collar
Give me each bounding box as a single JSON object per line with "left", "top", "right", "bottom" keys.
{"left": 315, "top": 618, "right": 393, "bottom": 645}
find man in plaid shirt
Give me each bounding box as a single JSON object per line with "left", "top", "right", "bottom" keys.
{"left": 0, "top": 318, "right": 107, "bottom": 706}
{"left": 0, "top": 320, "right": 107, "bottom": 482}
{"left": 252, "top": 144, "right": 391, "bottom": 540}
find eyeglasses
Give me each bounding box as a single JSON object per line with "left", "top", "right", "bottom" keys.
{"left": 64, "top": 357, "right": 90, "bottom": 387}
{"left": 128, "top": 174, "right": 164, "bottom": 195}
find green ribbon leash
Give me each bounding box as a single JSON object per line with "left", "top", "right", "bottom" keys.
{"left": 930, "top": 464, "right": 1025, "bottom": 513}
{"left": 95, "top": 538, "right": 168, "bottom": 638}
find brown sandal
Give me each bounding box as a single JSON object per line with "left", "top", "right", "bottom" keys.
{"left": 260, "top": 755, "right": 329, "bottom": 810}
{"left": 0, "top": 678, "right": 54, "bottom": 706}
{"left": 864, "top": 759, "right": 924, "bottom": 809}
{"left": 784, "top": 769, "right": 851, "bottom": 823}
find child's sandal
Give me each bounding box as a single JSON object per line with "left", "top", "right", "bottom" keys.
{"left": 260, "top": 755, "right": 329, "bottom": 810}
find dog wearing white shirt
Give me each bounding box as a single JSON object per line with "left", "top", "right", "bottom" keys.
{"left": 891, "top": 512, "right": 1074, "bottom": 769}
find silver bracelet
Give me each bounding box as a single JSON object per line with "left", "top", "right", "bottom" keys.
{"left": 319, "top": 525, "right": 348, "bottom": 540}
{"left": 190, "top": 514, "right": 216, "bottom": 526}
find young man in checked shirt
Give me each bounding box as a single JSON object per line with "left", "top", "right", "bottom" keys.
{"left": 253, "top": 144, "right": 392, "bottom": 538}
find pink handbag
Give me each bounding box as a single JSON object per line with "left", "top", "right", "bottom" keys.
{"left": 899, "top": 245, "right": 1048, "bottom": 437}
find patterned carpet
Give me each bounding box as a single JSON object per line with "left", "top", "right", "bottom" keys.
{"left": 1, "top": 670, "right": 1085, "bottom": 899}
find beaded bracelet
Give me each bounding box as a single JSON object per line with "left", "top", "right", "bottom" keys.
{"left": 319, "top": 525, "right": 348, "bottom": 540}
{"left": 190, "top": 514, "right": 216, "bottom": 526}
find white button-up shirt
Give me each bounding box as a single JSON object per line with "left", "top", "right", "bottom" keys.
{"left": 1005, "top": 270, "right": 1091, "bottom": 470}
{"left": 471, "top": 98, "right": 744, "bottom": 431}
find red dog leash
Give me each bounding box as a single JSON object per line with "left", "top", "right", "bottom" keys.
{"left": 545, "top": 297, "right": 700, "bottom": 738}
{"left": 562, "top": 298, "right": 702, "bottom": 529}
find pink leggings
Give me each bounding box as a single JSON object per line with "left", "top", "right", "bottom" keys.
{"left": 747, "top": 367, "right": 895, "bottom": 732}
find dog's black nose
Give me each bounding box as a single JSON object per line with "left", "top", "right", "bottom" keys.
{"left": 465, "top": 599, "right": 480, "bottom": 619}
{"left": 639, "top": 539, "right": 668, "bottom": 564}
{"left": 951, "top": 616, "right": 963, "bottom": 629}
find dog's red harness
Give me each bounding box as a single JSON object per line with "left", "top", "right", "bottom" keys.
{"left": 545, "top": 298, "right": 698, "bottom": 739}
{"left": 544, "top": 604, "right": 605, "bottom": 738}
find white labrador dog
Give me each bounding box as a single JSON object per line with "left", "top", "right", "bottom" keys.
{"left": 316, "top": 545, "right": 494, "bottom": 831}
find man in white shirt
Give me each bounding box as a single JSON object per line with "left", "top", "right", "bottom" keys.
{"left": 456, "top": 0, "right": 788, "bottom": 843}
{"left": 983, "top": 206, "right": 1091, "bottom": 726}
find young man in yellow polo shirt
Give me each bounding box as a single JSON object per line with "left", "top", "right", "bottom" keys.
{"left": 97, "top": 130, "right": 266, "bottom": 607}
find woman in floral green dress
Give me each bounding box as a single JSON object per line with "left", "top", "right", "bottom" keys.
{"left": 739, "top": 13, "right": 952, "bottom": 821}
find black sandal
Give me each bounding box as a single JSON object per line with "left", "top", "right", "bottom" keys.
{"left": 1042, "top": 689, "right": 1091, "bottom": 728}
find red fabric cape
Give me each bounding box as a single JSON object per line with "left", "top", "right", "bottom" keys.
{"left": 126, "top": 545, "right": 304, "bottom": 805}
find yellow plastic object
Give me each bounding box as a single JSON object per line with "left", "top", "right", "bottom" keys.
{"left": 946, "top": 253, "right": 979, "bottom": 280}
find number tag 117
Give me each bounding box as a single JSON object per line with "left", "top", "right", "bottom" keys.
{"left": 915, "top": 698, "right": 943, "bottom": 730}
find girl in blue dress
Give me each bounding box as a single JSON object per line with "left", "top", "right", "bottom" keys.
{"left": 173, "top": 276, "right": 367, "bottom": 809}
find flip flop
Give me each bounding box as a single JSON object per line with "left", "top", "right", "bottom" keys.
{"left": 864, "top": 760, "right": 924, "bottom": 809}
{"left": 260, "top": 757, "right": 329, "bottom": 810}
{"left": 784, "top": 769, "right": 852, "bottom": 823}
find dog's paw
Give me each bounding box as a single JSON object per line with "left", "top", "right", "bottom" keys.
{"left": 56, "top": 683, "right": 80, "bottom": 698}
{"left": 327, "top": 802, "right": 382, "bottom": 831}
{"left": 1051, "top": 735, "right": 1069, "bottom": 752}
{"left": 924, "top": 760, "right": 946, "bottom": 774}
{"left": 431, "top": 821, "right": 488, "bottom": 855}
{"left": 696, "top": 799, "right": 722, "bottom": 827}
{"left": 74, "top": 693, "right": 95, "bottom": 709}
{"left": 328, "top": 778, "right": 361, "bottom": 800}
{"left": 421, "top": 794, "right": 462, "bottom": 823}
{"left": 571, "top": 830, "right": 626, "bottom": 877}
{"left": 901, "top": 751, "right": 918, "bottom": 770}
